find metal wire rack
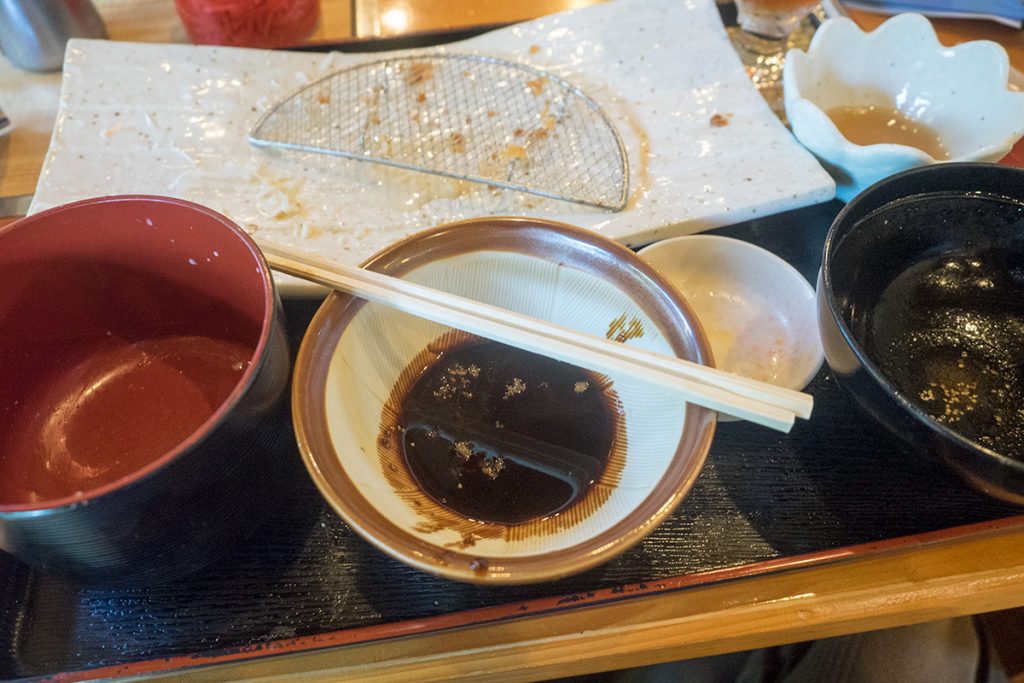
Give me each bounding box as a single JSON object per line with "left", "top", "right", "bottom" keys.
{"left": 249, "top": 53, "right": 629, "bottom": 211}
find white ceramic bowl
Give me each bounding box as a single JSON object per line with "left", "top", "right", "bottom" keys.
{"left": 784, "top": 13, "right": 1024, "bottom": 201}
{"left": 293, "top": 217, "right": 717, "bottom": 584}
{"left": 639, "top": 236, "right": 823, "bottom": 420}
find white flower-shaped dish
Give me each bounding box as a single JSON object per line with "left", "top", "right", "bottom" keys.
{"left": 784, "top": 13, "right": 1024, "bottom": 201}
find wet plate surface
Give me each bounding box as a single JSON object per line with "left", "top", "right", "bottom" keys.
{"left": 30, "top": 0, "right": 834, "bottom": 295}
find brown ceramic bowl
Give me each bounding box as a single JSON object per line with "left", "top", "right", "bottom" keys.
{"left": 0, "top": 195, "right": 290, "bottom": 584}
{"left": 293, "top": 217, "right": 717, "bottom": 584}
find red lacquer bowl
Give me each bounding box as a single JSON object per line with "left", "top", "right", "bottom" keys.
{"left": 0, "top": 196, "right": 290, "bottom": 584}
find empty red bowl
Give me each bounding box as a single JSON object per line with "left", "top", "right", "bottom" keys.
{"left": 0, "top": 195, "right": 290, "bottom": 583}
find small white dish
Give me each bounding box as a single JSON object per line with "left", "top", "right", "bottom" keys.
{"left": 639, "top": 235, "right": 823, "bottom": 420}
{"left": 784, "top": 13, "right": 1024, "bottom": 201}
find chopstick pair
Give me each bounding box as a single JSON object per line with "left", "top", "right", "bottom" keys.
{"left": 259, "top": 240, "right": 813, "bottom": 433}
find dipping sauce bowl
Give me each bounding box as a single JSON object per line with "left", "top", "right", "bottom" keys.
{"left": 292, "top": 217, "right": 717, "bottom": 584}
{"left": 0, "top": 195, "right": 290, "bottom": 583}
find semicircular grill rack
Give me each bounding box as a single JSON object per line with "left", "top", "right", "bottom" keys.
{"left": 249, "top": 53, "right": 629, "bottom": 212}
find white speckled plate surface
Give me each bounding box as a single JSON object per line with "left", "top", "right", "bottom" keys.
{"left": 31, "top": 0, "right": 835, "bottom": 295}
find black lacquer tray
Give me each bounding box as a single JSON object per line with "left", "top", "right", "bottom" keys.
{"left": 2, "top": 198, "right": 1022, "bottom": 682}
{"left": 7, "top": 5, "right": 1024, "bottom": 677}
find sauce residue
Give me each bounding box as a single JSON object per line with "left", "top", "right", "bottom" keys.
{"left": 858, "top": 194, "right": 1024, "bottom": 459}
{"left": 606, "top": 314, "right": 645, "bottom": 343}
{"left": 867, "top": 250, "right": 1024, "bottom": 457}
{"left": 826, "top": 105, "right": 950, "bottom": 160}
{"left": 0, "top": 332, "right": 253, "bottom": 504}
{"left": 395, "top": 339, "right": 616, "bottom": 525}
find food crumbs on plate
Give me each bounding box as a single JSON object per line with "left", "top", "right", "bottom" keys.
{"left": 406, "top": 61, "right": 434, "bottom": 86}
{"left": 606, "top": 314, "right": 645, "bottom": 343}
{"left": 504, "top": 144, "right": 528, "bottom": 161}
{"left": 445, "top": 531, "right": 481, "bottom": 549}
{"left": 528, "top": 104, "right": 556, "bottom": 141}
{"left": 449, "top": 132, "right": 467, "bottom": 153}
{"left": 480, "top": 454, "right": 506, "bottom": 480}
{"left": 529, "top": 44, "right": 540, "bottom": 55}
{"left": 413, "top": 520, "right": 446, "bottom": 534}
{"left": 361, "top": 86, "right": 383, "bottom": 107}
{"left": 317, "top": 93, "right": 331, "bottom": 105}
{"left": 297, "top": 222, "right": 322, "bottom": 239}
{"left": 453, "top": 440, "right": 474, "bottom": 460}
{"left": 710, "top": 113, "right": 732, "bottom": 127}
{"left": 432, "top": 361, "right": 480, "bottom": 400}
{"left": 526, "top": 77, "right": 546, "bottom": 96}
{"left": 503, "top": 377, "right": 527, "bottom": 399}
{"left": 530, "top": 123, "right": 555, "bottom": 142}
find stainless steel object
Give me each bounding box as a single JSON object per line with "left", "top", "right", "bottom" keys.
{"left": 250, "top": 54, "right": 629, "bottom": 211}
{"left": 0, "top": 193, "right": 31, "bottom": 217}
{"left": 0, "top": 0, "right": 107, "bottom": 72}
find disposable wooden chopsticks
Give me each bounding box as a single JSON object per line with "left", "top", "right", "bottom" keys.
{"left": 259, "top": 240, "right": 813, "bottom": 433}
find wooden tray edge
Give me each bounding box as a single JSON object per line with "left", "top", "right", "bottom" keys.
{"left": 44, "top": 512, "right": 1024, "bottom": 682}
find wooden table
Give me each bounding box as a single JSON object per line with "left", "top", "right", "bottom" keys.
{"left": 159, "top": 524, "right": 1024, "bottom": 681}
{"left": 2, "top": 3, "right": 1023, "bottom": 680}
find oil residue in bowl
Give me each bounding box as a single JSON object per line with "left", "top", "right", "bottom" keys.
{"left": 865, "top": 247, "right": 1024, "bottom": 458}
{"left": 0, "top": 331, "right": 253, "bottom": 504}
{"left": 396, "top": 338, "right": 616, "bottom": 525}
{"left": 827, "top": 105, "right": 950, "bottom": 160}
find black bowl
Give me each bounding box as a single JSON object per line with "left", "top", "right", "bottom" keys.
{"left": 819, "top": 163, "right": 1024, "bottom": 503}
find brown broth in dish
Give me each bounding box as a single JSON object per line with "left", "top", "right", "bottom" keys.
{"left": 397, "top": 339, "right": 616, "bottom": 525}
{"left": 0, "top": 331, "right": 253, "bottom": 505}
{"left": 827, "top": 105, "right": 950, "bottom": 160}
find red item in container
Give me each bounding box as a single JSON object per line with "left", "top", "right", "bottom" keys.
{"left": 175, "top": 0, "right": 320, "bottom": 48}
{"left": 1002, "top": 137, "right": 1024, "bottom": 169}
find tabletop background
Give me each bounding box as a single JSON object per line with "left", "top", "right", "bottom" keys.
{"left": 2, "top": 2, "right": 1024, "bottom": 681}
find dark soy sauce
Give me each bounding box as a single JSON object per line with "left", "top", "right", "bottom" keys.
{"left": 863, "top": 197, "right": 1024, "bottom": 459}
{"left": 398, "top": 339, "right": 616, "bottom": 524}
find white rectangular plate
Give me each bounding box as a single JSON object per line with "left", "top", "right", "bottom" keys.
{"left": 32, "top": 0, "right": 835, "bottom": 295}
